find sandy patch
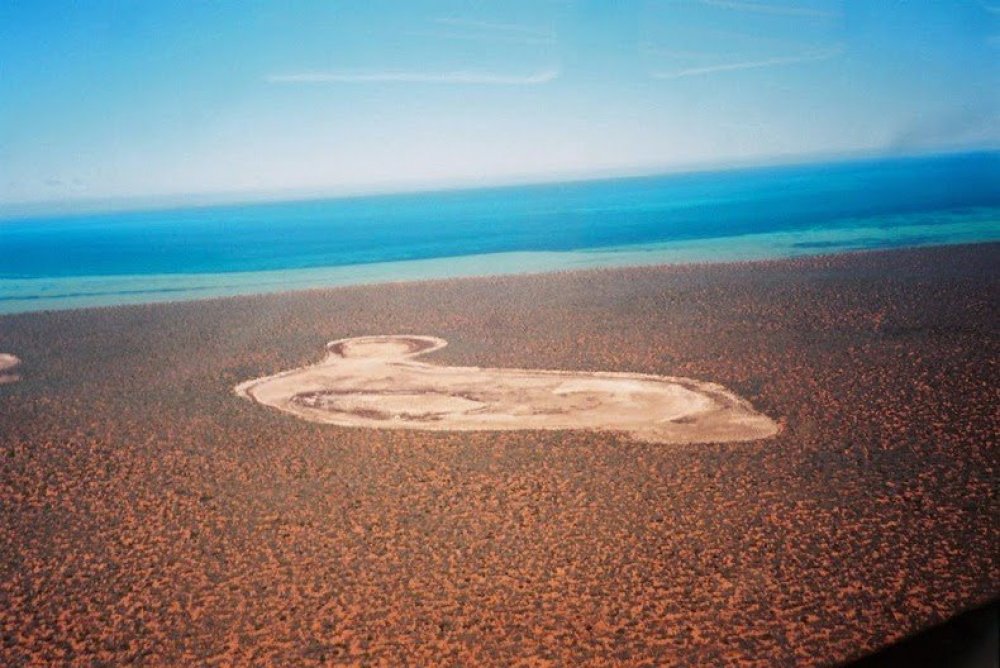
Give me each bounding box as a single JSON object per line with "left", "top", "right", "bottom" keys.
{"left": 236, "top": 335, "right": 779, "bottom": 444}
{"left": 0, "top": 353, "right": 21, "bottom": 385}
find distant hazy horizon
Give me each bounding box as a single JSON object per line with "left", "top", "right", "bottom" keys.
{"left": 1, "top": 146, "right": 995, "bottom": 221}
{"left": 2, "top": 1, "right": 996, "bottom": 213}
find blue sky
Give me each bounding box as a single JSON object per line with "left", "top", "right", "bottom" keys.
{"left": 0, "top": 0, "right": 996, "bottom": 210}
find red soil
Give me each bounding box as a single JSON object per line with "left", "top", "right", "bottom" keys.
{"left": 0, "top": 244, "right": 997, "bottom": 665}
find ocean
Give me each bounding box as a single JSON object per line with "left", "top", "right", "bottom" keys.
{"left": 1, "top": 151, "right": 997, "bottom": 314}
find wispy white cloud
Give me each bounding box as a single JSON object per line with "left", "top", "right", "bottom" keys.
{"left": 433, "top": 17, "right": 556, "bottom": 41}
{"left": 272, "top": 18, "right": 559, "bottom": 87}
{"left": 641, "top": 44, "right": 730, "bottom": 60}
{"left": 699, "top": 0, "right": 841, "bottom": 19}
{"left": 407, "top": 29, "right": 555, "bottom": 46}
{"left": 266, "top": 68, "right": 560, "bottom": 85}
{"left": 412, "top": 18, "right": 556, "bottom": 45}
{"left": 651, "top": 46, "right": 843, "bottom": 80}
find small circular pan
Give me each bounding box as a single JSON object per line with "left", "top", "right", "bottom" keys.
{"left": 327, "top": 335, "right": 446, "bottom": 360}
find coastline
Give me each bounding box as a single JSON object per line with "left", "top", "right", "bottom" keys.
{"left": 1, "top": 207, "right": 997, "bottom": 315}
{"left": 1, "top": 243, "right": 997, "bottom": 665}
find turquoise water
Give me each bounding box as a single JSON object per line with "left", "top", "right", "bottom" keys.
{"left": 1, "top": 152, "right": 997, "bottom": 314}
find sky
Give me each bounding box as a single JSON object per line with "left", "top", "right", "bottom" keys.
{"left": 0, "top": 0, "right": 997, "bottom": 211}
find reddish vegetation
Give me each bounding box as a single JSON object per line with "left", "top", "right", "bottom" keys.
{"left": 0, "top": 244, "right": 997, "bottom": 665}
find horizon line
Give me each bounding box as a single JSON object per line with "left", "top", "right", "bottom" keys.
{"left": 1, "top": 146, "right": 995, "bottom": 221}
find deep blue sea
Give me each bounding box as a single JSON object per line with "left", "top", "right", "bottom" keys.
{"left": 1, "top": 152, "right": 997, "bottom": 314}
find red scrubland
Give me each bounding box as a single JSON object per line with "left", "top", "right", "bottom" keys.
{"left": 0, "top": 243, "right": 997, "bottom": 665}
